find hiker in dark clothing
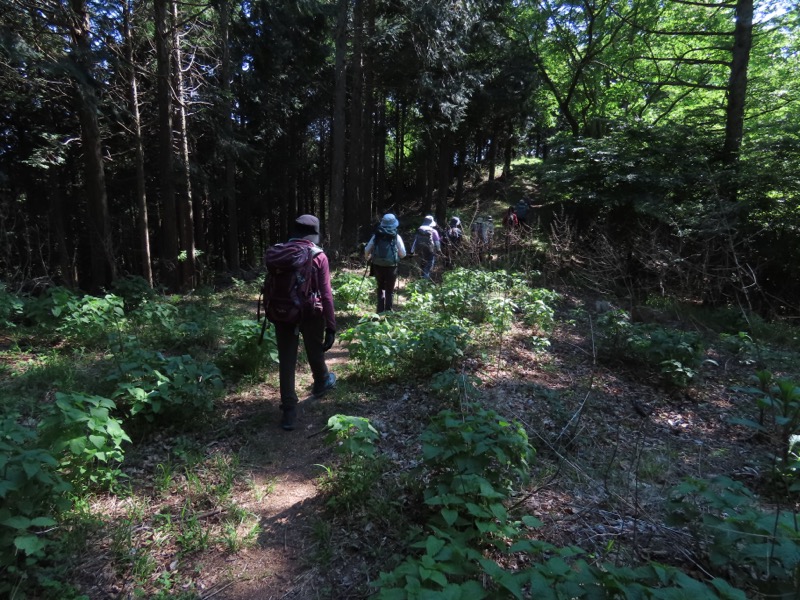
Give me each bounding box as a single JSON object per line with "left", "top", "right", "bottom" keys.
{"left": 267, "top": 215, "right": 336, "bottom": 431}
{"left": 441, "top": 216, "right": 464, "bottom": 268}
{"left": 364, "top": 213, "right": 407, "bottom": 313}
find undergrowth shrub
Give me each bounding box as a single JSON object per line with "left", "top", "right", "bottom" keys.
{"left": 38, "top": 392, "right": 131, "bottom": 491}
{"left": 126, "top": 297, "right": 179, "bottom": 346}
{"left": 339, "top": 314, "right": 468, "bottom": 380}
{"left": 110, "top": 275, "right": 159, "bottom": 310}
{"left": 376, "top": 397, "right": 744, "bottom": 598}
{"left": 217, "top": 319, "right": 278, "bottom": 377}
{"left": 0, "top": 418, "right": 72, "bottom": 595}
{"left": 317, "top": 415, "right": 383, "bottom": 514}
{"left": 667, "top": 475, "right": 800, "bottom": 597}
{"left": 108, "top": 346, "right": 223, "bottom": 422}
{"left": 430, "top": 369, "right": 482, "bottom": 406}
{"left": 0, "top": 283, "right": 24, "bottom": 328}
{"left": 341, "top": 268, "right": 558, "bottom": 380}
{"left": 597, "top": 309, "right": 705, "bottom": 387}
{"left": 734, "top": 371, "right": 800, "bottom": 475}
{"left": 332, "top": 271, "right": 373, "bottom": 311}
{"left": 24, "top": 287, "right": 126, "bottom": 347}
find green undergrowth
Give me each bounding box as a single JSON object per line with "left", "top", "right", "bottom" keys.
{"left": 316, "top": 401, "right": 751, "bottom": 599}
{"left": 1, "top": 269, "right": 800, "bottom": 598}
{"left": 338, "top": 268, "right": 558, "bottom": 382}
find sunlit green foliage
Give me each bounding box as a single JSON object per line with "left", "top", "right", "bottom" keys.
{"left": 108, "top": 346, "right": 223, "bottom": 421}
{"left": 217, "top": 318, "right": 279, "bottom": 377}
{"left": 38, "top": 392, "right": 130, "bottom": 490}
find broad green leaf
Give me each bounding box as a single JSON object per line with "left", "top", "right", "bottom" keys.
{"left": 14, "top": 534, "right": 46, "bottom": 555}
{"left": 3, "top": 515, "right": 31, "bottom": 529}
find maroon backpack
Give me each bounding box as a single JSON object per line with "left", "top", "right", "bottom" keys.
{"left": 260, "top": 240, "right": 323, "bottom": 325}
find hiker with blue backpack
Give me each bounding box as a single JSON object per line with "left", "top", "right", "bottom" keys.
{"left": 364, "top": 213, "right": 407, "bottom": 313}
{"left": 262, "top": 215, "right": 336, "bottom": 431}
{"left": 410, "top": 215, "right": 441, "bottom": 279}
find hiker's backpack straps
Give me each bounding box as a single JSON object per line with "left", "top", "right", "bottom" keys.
{"left": 415, "top": 227, "right": 435, "bottom": 253}
{"left": 371, "top": 226, "right": 399, "bottom": 267}
{"left": 263, "top": 240, "right": 323, "bottom": 325}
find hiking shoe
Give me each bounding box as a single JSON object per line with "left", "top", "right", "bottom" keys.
{"left": 280, "top": 407, "right": 298, "bottom": 431}
{"left": 312, "top": 372, "right": 336, "bottom": 398}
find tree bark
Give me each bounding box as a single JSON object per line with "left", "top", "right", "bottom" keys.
{"left": 455, "top": 141, "right": 466, "bottom": 206}
{"left": 219, "top": 0, "right": 240, "bottom": 273}
{"left": 124, "top": 0, "right": 153, "bottom": 287}
{"left": 361, "top": 0, "right": 376, "bottom": 225}
{"left": 503, "top": 123, "right": 514, "bottom": 179}
{"left": 172, "top": 0, "right": 196, "bottom": 290}
{"left": 346, "top": 0, "right": 364, "bottom": 246}
{"left": 435, "top": 134, "right": 451, "bottom": 226}
{"left": 69, "top": 0, "right": 115, "bottom": 292}
{"left": 721, "top": 0, "right": 753, "bottom": 203}
{"left": 329, "top": 0, "right": 348, "bottom": 254}
{"left": 154, "top": 0, "right": 178, "bottom": 289}
{"left": 376, "top": 95, "right": 387, "bottom": 213}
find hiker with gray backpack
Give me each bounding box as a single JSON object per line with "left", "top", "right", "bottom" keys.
{"left": 410, "top": 215, "right": 441, "bottom": 279}
{"left": 364, "top": 213, "right": 407, "bottom": 313}
{"left": 261, "top": 215, "right": 336, "bottom": 431}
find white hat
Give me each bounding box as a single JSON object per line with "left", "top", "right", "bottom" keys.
{"left": 421, "top": 215, "right": 437, "bottom": 228}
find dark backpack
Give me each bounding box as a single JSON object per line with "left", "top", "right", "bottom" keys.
{"left": 371, "top": 226, "right": 399, "bottom": 267}
{"left": 414, "top": 227, "right": 435, "bottom": 254}
{"left": 446, "top": 226, "right": 462, "bottom": 246}
{"left": 260, "top": 240, "right": 323, "bottom": 325}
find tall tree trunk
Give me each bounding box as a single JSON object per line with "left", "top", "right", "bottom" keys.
{"left": 721, "top": 0, "right": 753, "bottom": 204}
{"left": 393, "top": 100, "right": 405, "bottom": 204}
{"left": 376, "top": 95, "right": 387, "bottom": 213}
{"left": 346, "top": 0, "right": 364, "bottom": 246}
{"left": 503, "top": 123, "right": 514, "bottom": 179}
{"left": 361, "top": 0, "right": 375, "bottom": 223}
{"left": 154, "top": 0, "right": 177, "bottom": 289}
{"left": 488, "top": 131, "right": 497, "bottom": 182}
{"left": 435, "top": 134, "right": 451, "bottom": 226}
{"left": 124, "top": 0, "right": 153, "bottom": 287}
{"left": 329, "top": 0, "right": 348, "bottom": 254}
{"left": 318, "top": 125, "right": 327, "bottom": 233}
{"left": 69, "top": 0, "right": 115, "bottom": 292}
{"left": 455, "top": 141, "right": 466, "bottom": 206}
{"left": 48, "top": 170, "right": 74, "bottom": 287}
{"left": 172, "top": 0, "right": 195, "bottom": 290}
{"left": 422, "top": 145, "right": 435, "bottom": 216}
{"left": 219, "top": 0, "right": 239, "bottom": 273}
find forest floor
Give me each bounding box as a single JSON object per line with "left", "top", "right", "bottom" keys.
{"left": 67, "top": 273, "right": 800, "bottom": 600}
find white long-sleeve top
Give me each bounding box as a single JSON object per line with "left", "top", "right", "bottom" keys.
{"left": 365, "top": 234, "right": 407, "bottom": 261}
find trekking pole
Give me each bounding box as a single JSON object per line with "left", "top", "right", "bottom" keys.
{"left": 358, "top": 261, "right": 371, "bottom": 299}
{"left": 256, "top": 288, "right": 271, "bottom": 345}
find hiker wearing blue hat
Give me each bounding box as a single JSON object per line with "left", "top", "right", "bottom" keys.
{"left": 364, "top": 213, "right": 407, "bottom": 312}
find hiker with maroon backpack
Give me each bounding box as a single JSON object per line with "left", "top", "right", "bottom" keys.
{"left": 262, "top": 215, "right": 336, "bottom": 431}
{"left": 364, "top": 213, "right": 407, "bottom": 313}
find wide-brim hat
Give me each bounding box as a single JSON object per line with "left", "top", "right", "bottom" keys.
{"left": 421, "top": 215, "right": 437, "bottom": 228}
{"left": 381, "top": 213, "right": 399, "bottom": 228}
{"left": 294, "top": 214, "right": 320, "bottom": 243}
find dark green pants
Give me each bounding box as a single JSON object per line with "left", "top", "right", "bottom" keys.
{"left": 274, "top": 316, "right": 329, "bottom": 409}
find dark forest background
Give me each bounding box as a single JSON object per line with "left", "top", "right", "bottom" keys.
{"left": 1, "top": 0, "right": 798, "bottom": 311}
